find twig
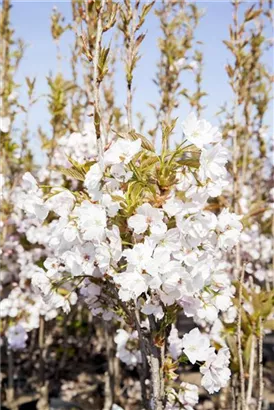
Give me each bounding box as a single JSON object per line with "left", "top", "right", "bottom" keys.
{"left": 103, "top": 322, "right": 115, "bottom": 410}
{"left": 38, "top": 315, "right": 45, "bottom": 386}
{"left": 6, "top": 347, "right": 15, "bottom": 407}
{"left": 93, "top": 0, "right": 106, "bottom": 157}
{"left": 37, "top": 316, "right": 49, "bottom": 410}
{"left": 148, "top": 316, "right": 164, "bottom": 410}
{"left": 160, "top": 342, "right": 165, "bottom": 403}
{"left": 126, "top": 2, "right": 135, "bottom": 131}
{"left": 232, "top": 373, "right": 237, "bottom": 410}
{"left": 134, "top": 309, "right": 150, "bottom": 409}
{"left": 1, "top": 0, "right": 10, "bottom": 118}
{"left": 232, "top": 0, "right": 240, "bottom": 217}
{"left": 257, "top": 316, "right": 264, "bottom": 410}
{"left": 237, "top": 265, "right": 246, "bottom": 410}
{"left": 246, "top": 334, "right": 256, "bottom": 409}
{"left": 246, "top": 275, "right": 256, "bottom": 409}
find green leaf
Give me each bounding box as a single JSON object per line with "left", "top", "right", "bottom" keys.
{"left": 82, "top": 160, "right": 96, "bottom": 172}
{"left": 129, "top": 130, "right": 155, "bottom": 152}
{"left": 243, "top": 334, "right": 253, "bottom": 367}
{"left": 245, "top": 7, "right": 261, "bottom": 22}
{"left": 226, "top": 334, "right": 237, "bottom": 357}
{"left": 223, "top": 40, "right": 234, "bottom": 53}
{"left": 178, "top": 158, "right": 200, "bottom": 168}
{"left": 57, "top": 167, "right": 85, "bottom": 181}
{"left": 111, "top": 194, "right": 126, "bottom": 203}
{"left": 181, "top": 144, "right": 200, "bottom": 153}
{"left": 260, "top": 297, "right": 273, "bottom": 319}
{"left": 178, "top": 354, "right": 189, "bottom": 364}
{"left": 128, "top": 181, "right": 143, "bottom": 204}
{"left": 141, "top": 156, "right": 159, "bottom": 169}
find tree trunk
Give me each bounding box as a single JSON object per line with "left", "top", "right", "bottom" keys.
{"left": 148, "top": 317, "right": 165, "bottom": 410}
{"left": 150, "top": 344, "right": 164, "bottom": 410}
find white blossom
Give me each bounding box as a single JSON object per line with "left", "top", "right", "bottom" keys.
{"left": 45, "top": 190, "right": 75, "bottom": 218}
{"left": 0, "top": 116, "right": 11, "bottom": 133}
{"left": 200, "top": 347, "right": 231, "bottom": 393}
{"left": 84, "top": 162, "right": 103, "bottom": 199}
{"left": 198, "top": 143, "right": 228, "bottom": 182}
{"left": 114, "top": 329, "right": 141, "bottom": 366}
{"left": 104, "top": 138, "right": 141, "bottom": 165}
{"left": 128, "top": 203, "right": 167, "bottom": 235}
{"left": 182, "top": 328, "right": 211, "bottom": 364}
{"left": 75, "top": 201, "right": 106, "bottom": 241}
{"left": 182, "top": 112, "right": 221, "bottom": 148}
{"left": 7, "top": 324, "right": 28, "bottom": 350}
{"left": 168, "top": 325, "right": 183, "bottom": 360}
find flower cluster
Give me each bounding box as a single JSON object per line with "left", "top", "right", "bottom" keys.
{"left": 168, "top": 327, "right": 231, "bottom": 394}
{"left": 6, "top": 324, "right": 28, "bottom": 351}
{"left": 18, "top": 112, "right": 242, "bottom": 404}
{"left": 1, "top": 121, "right": 103, "bottom": 351}
{"left": 165, "top": 382, "right": 199, "bottom": 410}
{"left": 0, "top": 172, "right": 60, "bottom": 350}
{"left": 114, "top": 329, "right": 142, "bottom": 367}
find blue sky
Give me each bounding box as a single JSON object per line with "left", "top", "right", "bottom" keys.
{"left": 9, "top": 1, "right": 273, "bottom": 157}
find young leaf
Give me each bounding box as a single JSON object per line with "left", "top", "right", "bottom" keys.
{"left": 129, "top": 130, "right": 155, "bottom": 152}
{"left": 57, "top": 167, "right": 85, "bottom": 181}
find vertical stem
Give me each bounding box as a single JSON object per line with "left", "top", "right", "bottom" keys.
{"left": 6, "top": 347, "right": 15, "bottom": 405}
{"left": 134, "top": 310, "right": 150, "bottom": 409}
{"left": 93, "top": 0, "right": 105, "bottom": 157}
{"left": 237, "top": 266, "right": 246, "bottom": 410}
{"left": 160, "top": 343, "right": 165, "bottom": 401}
{"left": 231, "top": 5, "right": 245, "bottom": 407}
{"left": 246, "top": 334, "right": 256, "bottom": 409}
{"left": 103, "top": 372, "right": 112, "bottom": 410}
{"left": 246, "top": 277, "right": 256, "bottom": 410}
{"left": 126, "top": 3, "right": 134, "bottom": 131}
{"left": 127, "top": 12, "right": 135, "bottom": 131}
{"left": 232, "top": 374, "right": 238, "bottom": 410}
{"left": 257, "top": 317, "right": 264, "bottom": 410}
{"left": 127, "top": 78, "right": 133, "bottom": 131}
{"left": 113, "top": 356, "right": 121, "bottom": 402}
{"left": 150, "top": 344, "right": 163, "bottom": 410}
{"left": 232, "top": 0, "right": 240, "bottom": 211}
{"left": 37, "top": 316, "right": 49, "bottom": 410}
{"left": 103, "top": 322, "right": 115, "bottom": 410}
{"left": 148, "top": 316, "right": 164, "bottom": 410}
{"left": 1, "top": 0, "right": 10, "bottom": 118}
{"left": 39, "top": 315, "right": 45, "bottom": 385}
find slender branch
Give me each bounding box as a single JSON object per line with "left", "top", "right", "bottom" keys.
{"left": 232, "top": 0, "right": 240, "bottom": 217}
{"left": 148, "top": 316, "right": 164, "bottom": 410}
{"left": 150, "top": 349, "right": 162, "bottom": 410}
{"left": 126, "top": 3, "right": 135, "bottom": 131}
{"left": 6, "top": 347, "right": 15, "bottom": 406}
{"left": 93, "top": 0, "right": 106, "bottom": 157}
{"left": 257, "top": 316, "right": 264, "bottom": 410}
{"left": 246, "top": 334, "right": 256, "bottom": 408}
{"left": 37, "top": 316, "right": 49, "bottom": 410}
{"left": 232, "top": 373, "right": 237, "bottom": 410}
{"left": 134, "top": 309, "right": 150, "bottom": 410}
{"left": 103, "top": 322, "right": 115, "bottom": 410}
{"left": 246, "top": 276, "right": 256, "bottom": 409}
{"left": 38, "top": 315, "right": 46, "bottom": 386}
{"left": 160, "top": 342, "right": 165, "bottom": 402}
{"left": 237, "top": 265, "right": 246, "bottom": 410}
{"left": 1, "top": 0, "right": 11, "bottom": 117}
